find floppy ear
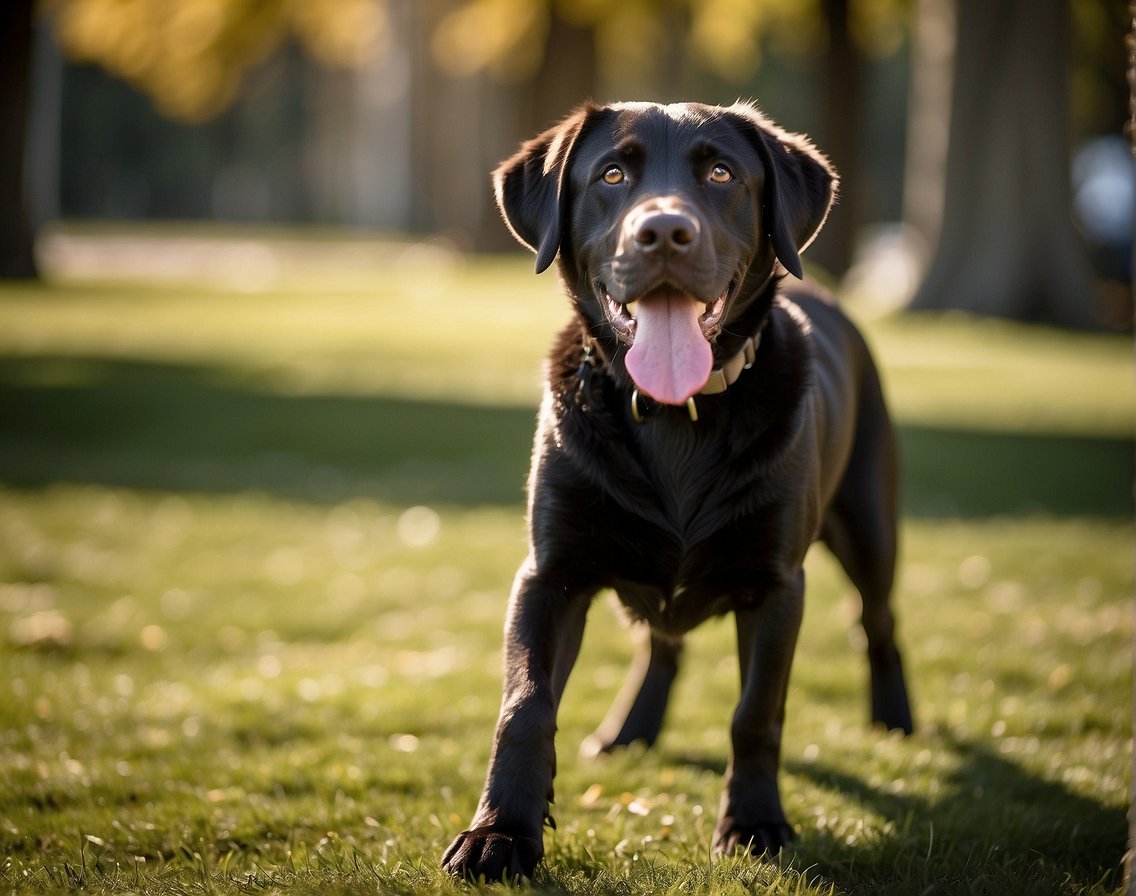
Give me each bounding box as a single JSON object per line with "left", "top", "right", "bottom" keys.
{"left": 493, "top": 104, "right": 598, "bottom": 274}
{"left": 726, "top": 102, "right": 838, "bottom": 280}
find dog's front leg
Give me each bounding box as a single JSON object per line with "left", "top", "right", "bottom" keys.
{"left": 713, "top": 570, "right": 805, "bottom": 856}
{"left": 442, "top": 559, "right": 588, "bottom": 882}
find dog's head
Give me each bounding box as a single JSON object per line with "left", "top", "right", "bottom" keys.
{"left": 494, "top": 101, "right": 836, "bottom": 405}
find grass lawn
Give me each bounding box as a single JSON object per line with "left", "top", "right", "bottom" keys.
{"left": 0, "top": 229, "right": 1132, "bottom": 895}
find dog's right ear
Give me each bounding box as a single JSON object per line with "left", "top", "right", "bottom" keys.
{"left": 493, "top": 104, "right": 597, "bottom": 274}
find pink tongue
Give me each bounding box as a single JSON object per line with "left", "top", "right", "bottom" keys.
{"left": 624, "top": 291, "right": 713, "bottom": 405}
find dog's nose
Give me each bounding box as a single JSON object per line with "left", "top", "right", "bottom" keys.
{"left": 633, "top": 212, "right": 699, "bottom": 255}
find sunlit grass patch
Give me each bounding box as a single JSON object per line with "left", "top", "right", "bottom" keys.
{"left": 867, "top": 312, "right": 1133, "bottom": 438}
{"left": 0, "top": 485, "right": 1129, "bottom": 895}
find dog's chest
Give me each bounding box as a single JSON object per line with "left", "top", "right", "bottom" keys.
{"left": 629, "top": 413, "right": 733, "bottom": 539}
{"left": 604, "top": 413, "right": 791, "bottom": 631}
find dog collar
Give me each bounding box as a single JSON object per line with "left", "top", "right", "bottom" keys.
{"left": 699, "top": 332, "right": 759, "bottom": 395}
{"left": 630, "top": 331, "right": 761, "bottom": 423}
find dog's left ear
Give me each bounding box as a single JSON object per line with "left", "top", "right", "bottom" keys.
{"left": 493, "top": 103, "right": 599, "bottom": 274}
{"left": 726, "top": 103, "right": 838, "bottom": 280}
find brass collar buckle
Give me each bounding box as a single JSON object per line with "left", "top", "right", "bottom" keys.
{"left": 631, "top": 390, "right": 698, "bottom": 423}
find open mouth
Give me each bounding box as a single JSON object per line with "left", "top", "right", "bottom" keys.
{"left": 596, "top": 279, "right": 738, "bottom": 405}
{"left": 601, "top": 281, "right": 735, "bottom": 345}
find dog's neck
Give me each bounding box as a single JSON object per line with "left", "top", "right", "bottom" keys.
{"left": 580, "top": 320, "right": 765, "bottom": 423}
{"left": 574, "top": 268, "right": 783, "bottom": 420}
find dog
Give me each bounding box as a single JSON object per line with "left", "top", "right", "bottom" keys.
{"left": 442, "top": 100, "right": 913, "bottom": 882}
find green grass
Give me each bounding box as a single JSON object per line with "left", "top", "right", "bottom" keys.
{"left": 0, "top": 230, "right": 1131, "bottom": 895}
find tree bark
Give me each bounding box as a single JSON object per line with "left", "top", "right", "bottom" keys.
{"left": 520, "top": 12, "right": 596, "bottom": 138}
{"left": 909, "top": 0, "right": 1100, "bottom": 328}
{"left": 0, "top": 0, "right": 39, "bottom": 278}
{"left": 809, "top": 0, "right": 860, "bottom": 277}
{"left": 903, "top": 0, "right": 954, "bottom": 254}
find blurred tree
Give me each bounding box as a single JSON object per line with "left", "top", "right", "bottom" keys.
{"left": 908, "top": 0, "right": 1101, "bottom": 327}
{"left": 1, "top": 0, "right": 39, "bottom": 278}
{"left": 813, "top": 0, "right": 861, "bottom": 275}
{"left": 0, "top": 0, "right": 393, "bottom": 279}
{"left": 43, "top": 0, "right": 390, "bottom": 122}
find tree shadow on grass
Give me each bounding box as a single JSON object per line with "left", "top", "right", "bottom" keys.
{"left": 0, "top": 355, "right": 536, "bottom": 506}
{"left": 899, "top": 425, "right": 1132, "bottom": 518}
{"left": 0, "top": 355, "right": 1131, "bottom": 516}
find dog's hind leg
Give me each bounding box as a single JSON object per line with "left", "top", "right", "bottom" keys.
{"left": 580, "top": 624, "right": 682, "bottom": 758}
{"left": 821, "top": 365, "right": 914, "bottom": 735}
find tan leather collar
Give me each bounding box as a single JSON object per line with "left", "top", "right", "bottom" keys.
{"left": 698, "top": 332, "right": 759, "bottom": 395}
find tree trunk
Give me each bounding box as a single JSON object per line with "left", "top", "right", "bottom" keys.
{"left": 520, "top": 12, "right": 596, "bottom": 138}
{"left": 903, "top": 0, "right": 955, "bottom": 254}
{"left": 0, "top": 0, "right": 39, "bottom": 278}
{"left": 809, "top": 0, "right": 860, "bottom": 277}
{"left": 909, "top": 0, "right": 1100, "bottom": 328}
{"left": 408, "top": 0, "right": 445, "bottom": 235}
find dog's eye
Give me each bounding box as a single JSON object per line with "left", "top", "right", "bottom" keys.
{"left": 602, "top": 166, "right": 625, "bottom": 185}
{"left": 709, "top": 164, "right": 733, "bottom": 184}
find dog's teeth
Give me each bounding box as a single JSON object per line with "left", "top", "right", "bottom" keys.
{"left": 627, "top": 300, "right": 640, "bottom": 318}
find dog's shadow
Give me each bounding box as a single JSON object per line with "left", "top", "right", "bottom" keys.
{"left": 536, "top": 731, "right": 1124, "bottom": 894}
{"left": 780, "top": 731, "right": 1126, "bottom": 892}
{"left": 599, "top": 732, "right": 1125, "bottom": 893}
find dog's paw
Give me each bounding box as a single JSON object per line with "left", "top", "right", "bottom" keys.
{"left": 580, "top": 730, "right": 647, "bottom": 759}
{"left": 870, "top": 648, "right": 914, "bottom": 735}
{"left": 441, "top": 826, "right": 543, "bottom": 883}
{"left": 712, "top": 818, "right": 796, "bottom": 858}
{"left": 872, "top": 697, "right": 914, "bottom": 736}
{"left": 580, "top": 722, "right": 661, "bottom": 759}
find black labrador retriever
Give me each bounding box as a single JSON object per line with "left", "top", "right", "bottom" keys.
{"left": 442, "top": 100, "right": 913, "bottom": 882}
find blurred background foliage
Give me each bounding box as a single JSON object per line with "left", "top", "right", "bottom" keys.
{"left": 1, "top": 0, "right": 1131, "bottom": 326}
{"left": 45, "top": 0, "right": 389, "bottom": 121}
